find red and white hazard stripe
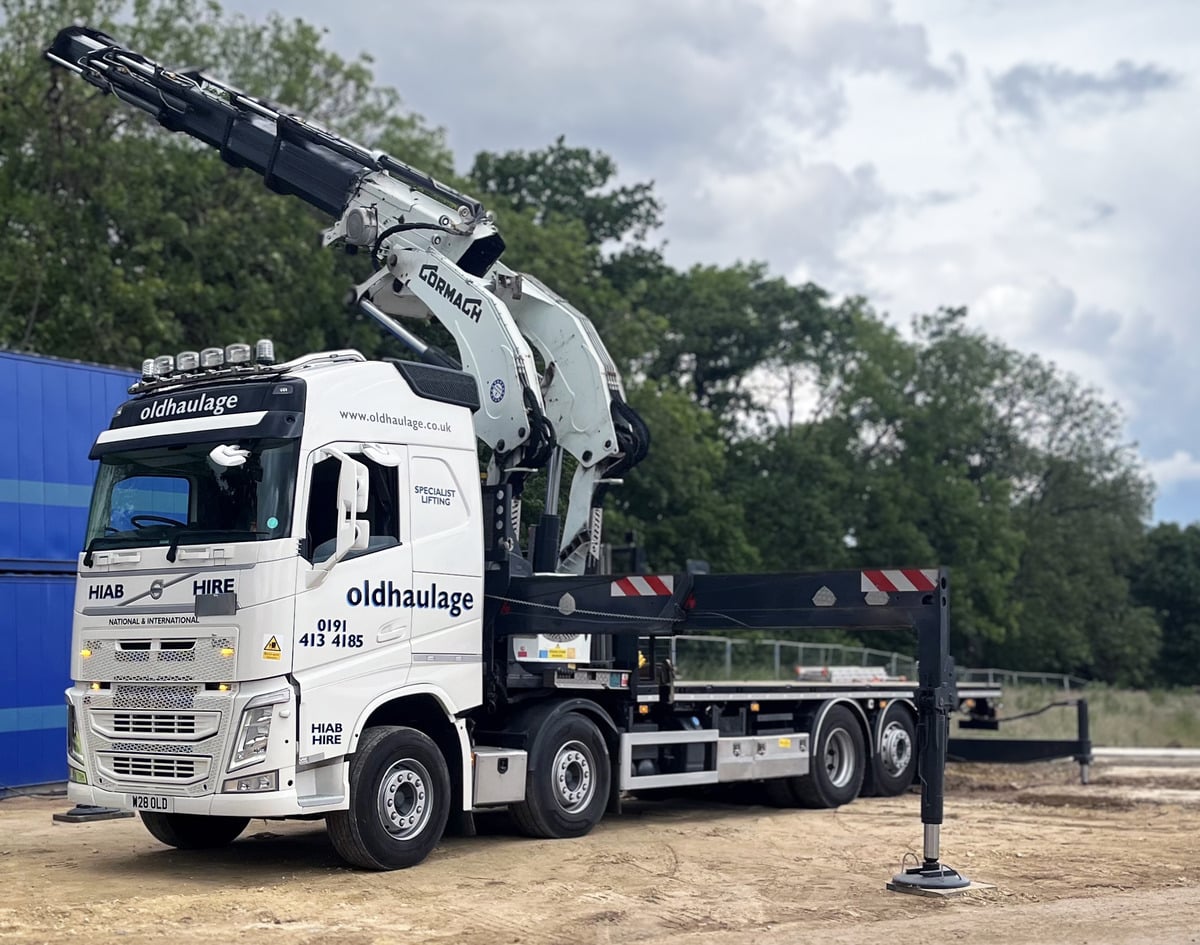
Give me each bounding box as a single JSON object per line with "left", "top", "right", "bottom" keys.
{"left": 861, "top": 569, "right": 937, "bottom": 593}
{"left": 611, "top": 575, "right": 675, "bottom": 597}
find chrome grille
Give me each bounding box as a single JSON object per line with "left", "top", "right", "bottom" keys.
{"left": 112, "top": 712, "right": 196, "bottom": 735}
{"left": 110, "top": 741, "right": 196, "bottom": 754}
{"left": 108, "top": 755, "right": 197, "bottom": 780}
{"left": 79, "top": 636, "right": 237, "bottom": 683}
{"left": 84, "top": 686, "right": 230, "bottom": 796}
{"left": 114, "top": 685, "right": 199, "bottom": 709}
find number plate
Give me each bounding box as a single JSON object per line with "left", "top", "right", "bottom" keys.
{"left": 127, "top": 794, "right": 175, "bottom": 813}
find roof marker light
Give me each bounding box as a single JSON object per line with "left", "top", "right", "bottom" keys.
{"left": 154, "top": 355, "right": 174, "bottom": 375}
{"left": 200, "top": 347, "right": 224, "bottom": 368}
{"left": 255, "top": 339, "right": 275, "bottom": 365}
{"left": 176, "top": 350, "right": 200, "bottom": 372}
{"left": 225, "top": 343, "right": 252, "bottom": 364}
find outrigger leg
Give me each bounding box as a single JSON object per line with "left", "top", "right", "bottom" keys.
{"left": 889, "top": 569, "right": 970, "bottom": 894}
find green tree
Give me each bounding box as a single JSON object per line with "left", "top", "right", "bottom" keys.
{"left": 607, "top": 384, "right": 759, "bottom": 573}
{"left": 0, "top": 0, "right": 447, "bottom": 362}
{"left": 1130, "top": 523, "right": 1200, "bottom": 687}
{"left": 470, "top": 137, "right": 661, "bottom": 245}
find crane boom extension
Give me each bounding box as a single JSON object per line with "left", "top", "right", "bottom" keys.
{"left": 46, "top": 25, "right": 648, "bottom": 572}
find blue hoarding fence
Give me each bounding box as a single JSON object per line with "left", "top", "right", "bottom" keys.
{"left": 0, "top": 350, "right": 136, "bottom": 564}
{"left": 0, "top": 572, "right": 75, "bottom": 792}
{"left": 1, "top": 351, "right": 136, "bottom": 791}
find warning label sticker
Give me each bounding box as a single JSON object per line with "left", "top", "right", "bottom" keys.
{"left": 262, "top": 635, "right": 282, "bottom": 661}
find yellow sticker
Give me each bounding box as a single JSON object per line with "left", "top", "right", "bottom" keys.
{"left": 262, "top": 635, "right": 282, "bottom": 661}
{"left": 548, "top": 647, "right": 568, "bottom": 659}
{"left": 778, "top": 737, "right": 792, "bottom": 748}
{"left": 567, "top": 647, "right": 577, "bottom": 659}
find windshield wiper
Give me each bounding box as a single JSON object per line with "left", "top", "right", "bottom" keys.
{"left": 165, "top": 527, "right": 260, "bottom": 562}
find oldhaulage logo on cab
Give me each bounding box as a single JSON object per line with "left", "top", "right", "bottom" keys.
{"left": 345, "top": 580, "right": 474, "bottom": 617}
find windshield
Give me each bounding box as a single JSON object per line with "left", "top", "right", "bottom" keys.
{"left": 84, "top": 438, "right": 300, "bottom": 550}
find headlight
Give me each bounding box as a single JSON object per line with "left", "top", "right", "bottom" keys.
{"left": 229, "top": 689, "right": 290, "bottom": 770}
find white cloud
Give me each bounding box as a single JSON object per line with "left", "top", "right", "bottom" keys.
{"left": 1148, "top": 451, "right": 1200, "bottom": 489}
{"left": 216, "top": 0, "right": 1200, "bottom": 519}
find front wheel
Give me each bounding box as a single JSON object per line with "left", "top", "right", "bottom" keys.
{"left": 140, "top": 812, "right": 248, "bottom": 849}
{"left": 326, "top": 725, "right": 450, "bottom": 870}
{"left": 510, "top": 711, "right": 611, "bottom": 839}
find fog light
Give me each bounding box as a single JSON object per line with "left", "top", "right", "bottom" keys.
{"left": 176, "top": 350, "right": 200, "bottom": 372}
{"left": 222, "top": 770, "right": 278, "bottom": 793}
{"left": 153, "top": 354, "right": 174, "bottom": 375}
{"left": 200, "top": 346, "right": 224, "bottom": 368}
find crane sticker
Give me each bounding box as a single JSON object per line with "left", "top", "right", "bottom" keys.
{"left": 262, "top": 635, "right": 282, "bottom": 660}
{"left": 417, "top": 263, "right": 483, "bottom": 322}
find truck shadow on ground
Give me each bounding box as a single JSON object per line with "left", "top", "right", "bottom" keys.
{"left": 93, "top": 792, "right": 795, "bottom": 881}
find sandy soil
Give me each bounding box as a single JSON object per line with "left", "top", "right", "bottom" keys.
{"left": 3, "top": 760, "right": 1199, "bottom": 945}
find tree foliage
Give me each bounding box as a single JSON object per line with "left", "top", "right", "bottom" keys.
{"left": 2, "top": 0, "right": 1189, "bottom": 685}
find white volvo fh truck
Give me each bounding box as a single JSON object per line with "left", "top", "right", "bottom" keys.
{"left": 49, "top": 26, "right": 973, "bottom": 890}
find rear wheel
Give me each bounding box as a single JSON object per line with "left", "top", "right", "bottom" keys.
{"left": 326, "top": 725, "right": 450, "bottom": 870}
{"left": 765, "top": 705, "right": 866, "bottom": 808}
{"left": 868, "top": 705, "right": 917, "bottom": 797}
{"left": 511, "top": 711, "right": 611, "bottom": 839}
{"left": 140, "top": 812, "right": 249, "bottom": 849}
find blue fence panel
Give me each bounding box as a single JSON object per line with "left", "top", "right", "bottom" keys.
{"left": 0, "top": 573, "right": 75, "bottom": 789}
{"left": 0, "top": 352, "right": 136, "bottom": 565}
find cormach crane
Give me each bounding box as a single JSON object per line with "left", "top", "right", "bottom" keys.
{"left": 46, "top": 26, "right": 648, "bottom": 575}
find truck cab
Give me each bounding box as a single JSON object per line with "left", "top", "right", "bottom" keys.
{"left": 67, "top": 347, "right": 485, "bottom": 822}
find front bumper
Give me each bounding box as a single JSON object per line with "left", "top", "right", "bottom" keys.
{"left": 67, "top": 781, "right": 321, "bottom": 817}
{"left": 69, "top": 676, "right": 343, "bottom": 817}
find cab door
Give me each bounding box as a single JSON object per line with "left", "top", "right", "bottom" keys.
{"left": 290, "top": 443, "right": 413, "bottom": 761}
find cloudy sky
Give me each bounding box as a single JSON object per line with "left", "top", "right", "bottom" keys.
{"left": 228, "top": 0, "right": 1199, "bottom": 521}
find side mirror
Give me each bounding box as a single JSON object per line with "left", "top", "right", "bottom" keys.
{"left": 306, "top": 447, "right": 371, "bottom": 587}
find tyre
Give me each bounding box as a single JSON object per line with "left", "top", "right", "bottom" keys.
{"left": 510, "top": 711, "right": 611, "bottom": 839}
{"left": 764, "top": 704, "right": 866, "bottom": 809}
{"left": 140, "top": 812, "right": 249, "bottom": 849}
{"left": 868, "top": 705, "right": 917, "bottom": 797}
{"left": 326, "top": 725, "right": 451, "bottom": 870}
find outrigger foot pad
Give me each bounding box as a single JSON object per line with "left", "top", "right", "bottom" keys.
{"left": 888, "top": 860, "right": 971, "bottom": 894}
{"left": 53, "top": 805, "right": 135, "bottom": 823}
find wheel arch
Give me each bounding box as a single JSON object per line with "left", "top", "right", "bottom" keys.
{"left": 811, "top": 697, "right": 872, "bottom": 752}
{"left": 354, "top": 688, "right": 470, "bottom": 811}
{"left": 486, "top": 696, "right": 620, "bottom": 766}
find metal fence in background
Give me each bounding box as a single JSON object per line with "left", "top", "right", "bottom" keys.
{"left": 660, "top": 634, "right": 1088, "bottom": 691}
{"left": 956, "top": 667, "right": 1089, "bottom": 691}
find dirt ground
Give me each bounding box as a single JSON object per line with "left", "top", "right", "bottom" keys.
{"left": 3, "top": 760, "right": 1199, "bottom": 945}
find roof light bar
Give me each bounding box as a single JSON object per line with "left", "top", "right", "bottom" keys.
{"left": 153, "top": 355, "right": 174, "bottom": 375}
{"left": 176, "top": 350, "right": 200, "bottom": 372}
{"left": 225, "top": 343, "right": 252, "bottom": 365}
{"left": 200, "top": 347, "right": 224, "bottom": 368}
